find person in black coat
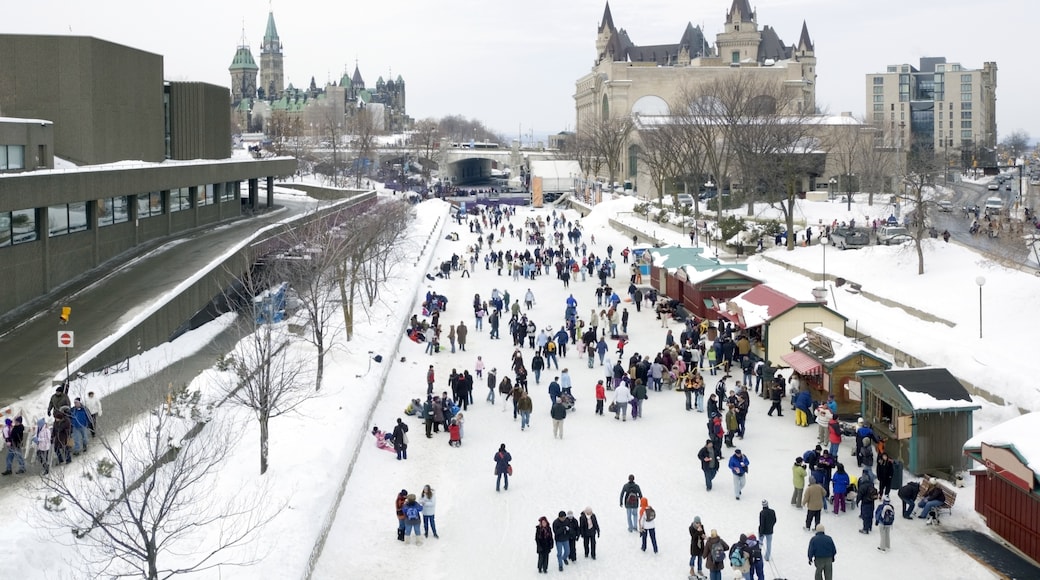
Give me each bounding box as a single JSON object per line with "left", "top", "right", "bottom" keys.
{"left": 697, "top": 439, "right": 722, "bottom": 491}
{"left": 535, "top": 516, "right": 554, "bottom": 573}
{"left": 897, "top": 481, "right": 920, "bottom": 519}
{"left": 876, "top": 453, "right": 895, "bottom": 497}
{"left": 565, "top": 511, "right": 580, "bottom": 562}
{"left": 758, "top": 500, "right": 777, "bottom": 561}
{"left": 391, "top": 418, "right": 409, "bottom": 461}
{"left": 578, "top": 507, "right": 601, "bottom": 559}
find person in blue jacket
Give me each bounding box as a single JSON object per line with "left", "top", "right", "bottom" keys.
{"left": 69, "top": 398, "right": 94, "bottom": 455}
{"left": 728, "top": 449, "right": 750, "bottom": 500}
{"left": 807, "top": 525, "right": 837, "bottom": 579}
{"left": 566, "top": 294, "right": 578, "bottom": 309}
{"left": 831, "top": 463, "right": 850, "bottom": 514}
{"left": 793, "top": 390, "right": 814, "bottom": 427}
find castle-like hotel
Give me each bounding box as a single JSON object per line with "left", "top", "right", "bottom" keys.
{"left": 228, "top": 11, "right": 412, "bottom": 135}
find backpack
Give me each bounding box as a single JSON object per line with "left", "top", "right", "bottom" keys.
{"left": 625, "top": 493, "right": 639, "bottom": 509}
{"left": 729, "top": 546, "right": 747, "bottom": 568}
{"left": 403, "top": 503, "right": 421, "bottom": 520}
{"left": 711, "top": 541, "right": 726, "bottom": 564}
{"left": 644, "top": 507, "right": 656, "bottom": 522}
{"left": 881, "top": 504, "right": 895, "bottom": 526}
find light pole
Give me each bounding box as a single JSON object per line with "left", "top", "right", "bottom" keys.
{"left": 829, "top": 177, "right": 837, "bottom": 202}
{"left": 846, "top": 173, "right": 854, "bottom": 212}
{"left": 705, "top": 179, "right": 716, "bottom": 256}
{"left": 975, "top": 276, "right": 986, "bottom": 338}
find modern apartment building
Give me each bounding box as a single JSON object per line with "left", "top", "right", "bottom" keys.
{"left": 866, "top": 57, "right": 997, "bottom": 167}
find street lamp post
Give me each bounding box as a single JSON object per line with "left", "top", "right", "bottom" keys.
{"left": 829, "top": 177, "right": 837, "bottom": 202}
{"left": 846, "top": 173, "right": 854, "bottom": 212}
{"left": 975, "top": 276, "right": 986, "bottom": 338}
{"left": 705, "top": 179, "right": 716, "bottom": 256}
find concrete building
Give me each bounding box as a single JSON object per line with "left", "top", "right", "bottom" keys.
{"left": 0, "top": 34, "right": 293, "bottom": 319}
{"left": 866, "top": 57, "right": 997, "bottom": 168}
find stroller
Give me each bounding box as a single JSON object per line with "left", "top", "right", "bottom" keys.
{"left": 559, "top": 388, "right": 576, "bottom": 411}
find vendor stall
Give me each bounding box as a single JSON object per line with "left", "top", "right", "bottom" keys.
{"left": 783, "top": 327, "right": 892, "bottom": 415}
{"left": 856, "top": 368, "right": 979, "bottom": 480}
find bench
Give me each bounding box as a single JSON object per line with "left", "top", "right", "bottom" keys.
{"left": 916, "top": 478, "right": 958, "bottom": 524}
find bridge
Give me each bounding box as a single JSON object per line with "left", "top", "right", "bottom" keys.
{"left": 370, "top": 142, "right": 560, "bottom": 186}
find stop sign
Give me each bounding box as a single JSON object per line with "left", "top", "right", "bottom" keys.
{"left": 57, "top": 331, "right": 74, "bottom": 348}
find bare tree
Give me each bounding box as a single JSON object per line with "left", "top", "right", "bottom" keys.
{"left": 350, "top": 105, "right": 378, "bottom": 188}
{"left": 897, "top": 146, "right": 945, "bottom": 274}
{"left": 635, "top": 119, "right": 683, "bottom": 205}
{"left": 37, "top": 397, "right": 272, "bottom": 579}
{"left": 857, "top": 126, "right": 899, "bottom": 205}
{"left": 264, "top": 110, "right": 303, "bottom": 157}
{"left": 275, "top": 213, "right": 349, "bottom": 391}
{"left": 332, "top": 200, "right": 415, "bottom": 340}
{"left": 317, "top": 98, "right": 346, "bottom": 187}
{"left": 223, "top": 265, "right": 315, "bottom": 474}
{"left": 409, "top": 118, "right": 441, "bottom": 183}
{"left": 1000, "top": 130, "right": 1031, "bottom": 161}
{"left": 578, "top": 114, "right": 635, "bottom": 192}
{"left": 822, "top": 120, "right": 866, "bottom": 211}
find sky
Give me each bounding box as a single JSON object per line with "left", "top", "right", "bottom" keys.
{"left": 0, "top": 171, "right": 1037, "bottom": 576}
{"left": 4, "top": 0, "right": 1037, "bottom": 140}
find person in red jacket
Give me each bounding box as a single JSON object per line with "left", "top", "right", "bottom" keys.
{"left": 595, "top": 380, "right": 606, "bottom": 415}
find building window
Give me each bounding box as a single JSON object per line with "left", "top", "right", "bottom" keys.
{"left": 961, "top": 102, "right": 972, "bottom": 110}
{"left": 731, "top": 51, "right": 739, "bottom": 64}
{"left": 221, "top": 182, "right": 238, "bottom": 203}
{"left": 873, "top": 95, "right": 884, "bottom": 103}
{"left": 960, "top": 83, "right": 972, "bottom": 93}
{"left": 97, "top": 196, "right": 130, "bottom": 227}
{"left": 874, "top": 76, "right": 884, "bottom": 85}
{"left": 873, "top": 113, "right": 883, "bottom": 123}
{"left": 961, "top": 111, "right": 972, "bottom": 119}
{"left": 137, "top": 191, "right": 163, "bottom": 218}
{"left": 873, "top": 85, "right": 884, "bottom": 95}
{"left": 899, "top": 94, "right": 908, "bottom": 102}
{"left": 48, "top": 202, "right": 88, "bottom": 237}
{"left": 169, "top": 187, "right": 191, "bottom": 212}
{"left": 196, "top": 185, "right": 214, "bottom": 207}
{"left": 961, "top": 93, "right": 972, "bottom": 102}
{"left": 0, "top": 145, "right": 25, "bottom": 171}
{"left": 961, "top": 74, "right": 972, "bottom": 82}
{"left": 37, "top": 145, "right": 46, "bottom": 168}
{"left": 961, "top": 121, "right": 972, "bottom": 129}
{"left": 961, "top": 130, "right": 973, "bottom": 139}
{"left": 873, "top": 103, "right": 884, "bottom": 112}
{"left": 0, "top": 208, "right": 37, "bottom": 246}
{"left": 627, "top": 145, "right": 639, "bottom": 178}
{"left": 887, "top": 66, "right": 897, "bottom": 73}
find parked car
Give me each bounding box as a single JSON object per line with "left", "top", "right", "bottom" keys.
{"left": 675, "top": 193, "right": 695, "bottom": 206}
{"left": 878, "top": 225, "right": 912, "bottom": 245}
{"left": 937, "top": 200, "right": 954, "bottom": 212}
{"left": 830, "top": 227, "right": 870, "bottom": 250}
{"left": 987, "top": 183, "right": 1000, "bottom": 191}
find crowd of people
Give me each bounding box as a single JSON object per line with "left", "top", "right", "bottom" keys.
{"left": 1, "top": 386, "right": 103, "bottom": 477}
{"left": 371, "top": 202, "right": 943, "bottom": 579}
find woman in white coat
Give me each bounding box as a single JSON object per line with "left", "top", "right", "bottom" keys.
{"left": 419, "top": 484, "right": 438, "bottom": 538}
{"left": 613, "top": 382, "right": 632, "bottom": 421}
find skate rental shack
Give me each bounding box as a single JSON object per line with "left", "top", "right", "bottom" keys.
{"left": 962, "top": 412, "right": 1040, "bottom": 567}
{"left": 782, "top": 327, "right": 892, "bottom": 415}
{"left": 855, "top": 368, "right": 980, "bottom": 480}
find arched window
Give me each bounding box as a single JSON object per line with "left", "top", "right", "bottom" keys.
{"left": 628, "top": 144, "right": 640, "bottom": 178}
{"left": 601, "top": 94, "right": 610, "bottom": 119}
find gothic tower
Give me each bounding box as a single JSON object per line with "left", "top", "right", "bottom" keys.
{"left": 715, "top": 0, "right": 762, "bottom": 64}
{"left": 259, "top": 11, "right": 284, "bottom": 100}
{"left": 794, "top": 20, "right": 817, "bottom": 112}
{"left": 228, "top": 40, "right": 258, "bottom": 104}
{"left": 595, "top": 2, "right": 615, "bottom": 63}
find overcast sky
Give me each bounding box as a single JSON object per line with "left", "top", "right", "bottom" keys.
{"left": 5, "top": 0, "right": 1036, "bottom": 142}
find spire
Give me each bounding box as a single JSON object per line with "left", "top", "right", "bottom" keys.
{"left": 262, "top": 11, "right": 281, "bottom": 53}
{"left": 727, "top": 0, "right": 755, "bottom": 23}
{"left": 351, "top": 60, "right": 364, "bottom": 89}
{"left": 599, "top": 2, "right": 615, "bottom": 33}
{"left": 797, "top": 20, "right": 814, "bottom": 52}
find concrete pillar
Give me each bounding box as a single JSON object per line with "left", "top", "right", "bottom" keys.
{"left": 248, "top": 179, "right": 259, "bottom": 209}
{"left": 266, "top": 176, "right": 275, "bottom": 207}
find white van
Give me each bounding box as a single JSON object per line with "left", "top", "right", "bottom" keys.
{"left": 984, "top": 197, "right": 1004, "bottom": 217}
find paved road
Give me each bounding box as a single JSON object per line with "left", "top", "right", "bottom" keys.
{"left": 0, "top": 198, "right": 323, "bottom": 406}
{"left": 932, "top": 175, "right": 1036, "bottom": 266}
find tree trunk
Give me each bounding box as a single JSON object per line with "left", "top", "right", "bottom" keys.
{"left": 315, "top": 337, "right": 325, "bottom": 391}
{"left": 147, "top": 543, "right": 159, "bottom": 580}
{"left": 259, "top": 409, "right": 270, "bottom": 475}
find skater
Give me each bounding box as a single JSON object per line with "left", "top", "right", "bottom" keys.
{"left": 792, "top": 457, "right": 807, "bottom": 507}
{"left": 579, "top": 507, "right": 600, "bottom": 559}
{"left": 401, "top": 494, "right": 423, "bottom": 544}
{"left": 698, "top": 439, "right": 721, "bottom": 491}
{"left": 494, "top": 444, "right": 512, "bottom": 491}
{"left": 689, "top": 516, "right": 707, "bottom": 579}
{"left": 807, "top": 525, "right": 837, "bottom": 580}
{"left": 619, "top": 474, "right": 643, "bottom": 532}
{"left": 392, "top": 418, "right": 409, "bottom": 460}
{"left": 758, "top": 500, "right": 776, "bottom": 562}
{"left": 395, "top": 489, "right": 408, "bottom": 542}
{"left": 638, "top": 497, "right": 658, "bottom": 553}
{"left": 875, "top": 496, "right": 896, "bottom": 551}
{"left": 552, "top": 511, "right": 572, "bottom": 571}
{"left": 703, "top": 530, "right": 729, "bottom": 580}
{"left": 535, "top": 516, "right": 554, "bottom": 573}
{"left": 419, "top": 485, "right": 438, "bottom": 539}
{"left": 803, "top": 476, "right": 826, "bottom": 531}
{"left": 728, "top": 449, "right": 749, "bottom": 500}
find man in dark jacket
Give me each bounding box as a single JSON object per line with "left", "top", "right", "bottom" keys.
{"left": 807, "top": 524, "right": 837, "bottom": 580}
{"left": 578, "top": 507, "right": 601, "bottom": 559}
{"left": 758, "top": 500, "right": 776, "bottom": 561}
{"left": 550, "top": 400, "right": 567, "bottom": 439}
{"left": 897, "top": 480, "right": 921, "bottom": 519}
{"left": 619, "top": 474, "right": 642, "bottom": 532}
{"left": 552, "top": 511, "right": 572, "bottom": 571}
{"left": 564, "top": 511, "right": 580, "bottom": 562}
{"left": 46, "top": 386, "right": 71, "bottom": 417}
{"left": 2, "top": 417, "right": 26, "bottom": 475}
{"left": 767, "top": 381, "right": 784, "bottom": 417}
{"left": 698, "top": 439, "right": 721, "bottom": 491}
{"left": 391, "top": 418, "right": 409, "bottom": 461}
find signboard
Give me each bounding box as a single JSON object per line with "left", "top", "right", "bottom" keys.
{"left": 805, "top": 328, "right": 834, "bottom": 358}
{"left": 531, "top": 176, "right": 543, "bottom": 208}
{"left": 846, "top": 379, "right": 862, "bottom": 402}
{"left": 981, "top": 443, "right": 1035, "bottom": 492}
{"left": 57, "top": 331, "right": 74, "bottom": 349}
{"left": 896, "top": 414, "right": 913, "bottom": 440}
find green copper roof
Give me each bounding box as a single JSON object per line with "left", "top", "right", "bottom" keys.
{"left": 396, "top": 74, "right": 404, "bottom": 83}
{"left": 264, "top": 11, "right": 279, "bottom": 44}
{"left": 340, "top": 74, "right": 352, "bottom": 88}
{"left": 358, "top": 90, "right": 372, "bottom": 104}
{"left": 229, "top": 46, "right": 258, "bottom": 71}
